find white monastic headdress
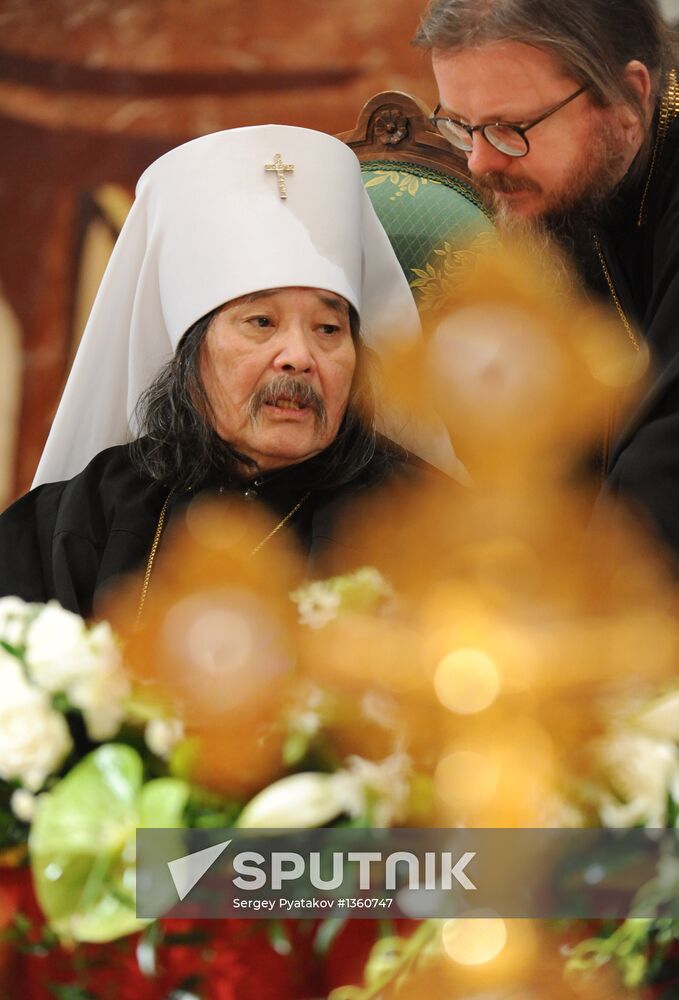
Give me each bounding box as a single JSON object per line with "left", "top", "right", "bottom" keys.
{"left": 34, "top": 125, "right": 462, "bottom": 486}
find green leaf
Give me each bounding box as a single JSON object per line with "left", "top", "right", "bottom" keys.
{"left": 51, "top": 692, "right": 72, "bottom": 714}
{"left": 29, "top": 745, "right": 189, "bottom": 944}
{"left": 136, "top": 920, "right": 162, "bottom": 977}
{"left": 267, "top": 919, "right": 293, "bottom": 956}
{"left": 0, "top": 783, "right": 30, "bottom": 850}
{"left": 282, "top": 729, "right": 312, "bottom": 767}
{"left": 183, "top": 787, "right": 242, "bottom": 829}
{"left": 138, "top": 778, "right": 190, "bottom": 828}
{"left": 314, "top": 917, "right": 347, "bottom": 956}
{"left": 364, "top": 936, "right": 409, "bottom": 988}
{"left": 48, "top": 985, "right": 97, "bottom": 1000}
{"left": 0, "top": 638, "right": 23, "bottom": 658}
{"left": 328, "top": 921, "right": 441, "bottom": 1000}
{"left": 169, "top": 738, "right": 199, "bottom": 780}
{"left": 162, "top": 929, "right": 211, "bottom": 947}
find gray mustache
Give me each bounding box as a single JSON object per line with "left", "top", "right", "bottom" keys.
{"left": 247, "top": 375, "right": 327, "bottom": 429}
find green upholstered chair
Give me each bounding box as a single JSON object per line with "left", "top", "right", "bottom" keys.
{"left": 338, "top": 92, "right": 494, "bottom": 315}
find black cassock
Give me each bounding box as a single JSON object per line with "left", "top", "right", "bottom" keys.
{"left": 0, "top": 440, "right": 430, "bottom": 618}
{"left": 582, "top": 109, "right": 679, "bottom": 562}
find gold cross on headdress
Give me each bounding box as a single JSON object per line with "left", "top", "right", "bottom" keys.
{"left": 265, "top": 153, "right": 294, "bottom": 199}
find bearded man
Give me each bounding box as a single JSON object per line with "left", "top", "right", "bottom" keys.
{"left": 0, "top": 125, "right": 457, "bottom": 619}
{"left": 416, "top": 0, "right": 679, "bottom": 558}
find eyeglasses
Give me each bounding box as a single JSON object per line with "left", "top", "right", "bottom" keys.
{"left": 430, "top": 86, "right": 587, "bottom": 158}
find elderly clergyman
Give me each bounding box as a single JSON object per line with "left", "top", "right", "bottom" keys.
{"left": 417, "top": 0, "right": 679, "bottom": 559}
{"left": 0, "top": 126, "right": 457, "bottom": 618}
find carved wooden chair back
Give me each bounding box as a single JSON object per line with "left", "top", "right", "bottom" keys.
{"left": 338, "top": 91, "right": 494, "bottom": 316}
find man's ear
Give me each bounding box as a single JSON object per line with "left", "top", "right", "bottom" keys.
{"left": 620, "top": 59, "right": 653, "bottom": 127}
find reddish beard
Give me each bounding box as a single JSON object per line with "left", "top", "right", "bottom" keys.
{"left": 477, "top": 114, "right": 634, "bottom": 226}
{"left": 477, "top": 173, "right": 542, "bottom": 198}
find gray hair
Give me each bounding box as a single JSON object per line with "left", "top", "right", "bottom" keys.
{"left": 130, "top": 303, "right": 387, "bottom": 494}
{"left": 414, "top": 0, "right": 678, "bottom": 121}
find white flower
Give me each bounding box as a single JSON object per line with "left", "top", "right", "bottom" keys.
{"left": 0, "top": 596, "right": 33, "bottom": 649}
{"left": 292, "top": 711, "right": 322, "bottom": 737}
{"left": 236, "top": 752, "right": 412, "bottom": 829}
{"left": 596, "top": 729, "right": 679, "bottom": 828}
{"left": 291, "top": 567, "right": 394, "bottom": 630}
{"left": 335, "top": 753, "right": 412, "bottom": 827}
{"left": 145, "top": 717, "right": 185, "bottom": 760}
{"left": 10, "top": 788, "right": 38, "bottom": 823}
{"left": 236, "top": 772, "right": 349, "bottom": 828}
{"left": 292, "top": 581, "right": 342, "bottom": 629}
{"left": 351, "top": 567, "right": 393, "bottom": 596}
{"left": 69, "top": 664, "right": 130, "bottom": 741}
{"left": 67, "top": 621, "right": 129, "bottom": 739}
{"left": 537, "top": 794, "right": 584, "bottom": 828}
{"left": 25, "top": 611, "right": 128, "bottom": 740}
{"left": 0, "top": 651, "right": 72, "bottom": 790}
{"left": 286, "top": 684, "right": 325, "bottom": 739}
{"left": 25, "top": 602, "right": 101, "bottom": 692}
{"left": 361, "top": 690, "right": 400, "bottom": 730}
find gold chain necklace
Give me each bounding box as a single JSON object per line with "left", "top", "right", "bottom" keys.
{"left": 135, "top": 489, "right": 311, "bottom": 626}
{"left": 638, "top": 68, "right": 679, "bottom": 227}
{"left": 592, "top": 232, "right": 638, "bottom": 482}
{"left": 592, "top": 233, "right": 641, "bottom": 351}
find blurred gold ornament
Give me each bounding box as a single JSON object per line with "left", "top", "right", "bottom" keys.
{"left": 433, "top": 717, "right": 556, "bottom": 827}
{"left": 332, "top": 919, "right": 619, "bottom": 1000}
{"left": 441, "top": 913, "right": 510, "bottom": 966}
{"left": 298, "top": 612, "right": 450, "bottom": 779}
{"left": 433, "top": 648, "right": 501, "bottom": 714}
{"left": 381, "top": 236, "right": 649, "bottom": 488}
{"left": 105, "top": 496, "right": 303, "bottom": 795}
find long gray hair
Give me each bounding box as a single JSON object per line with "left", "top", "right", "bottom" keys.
{"left": 414, "top": 0, "right": 677, "bottom": 121}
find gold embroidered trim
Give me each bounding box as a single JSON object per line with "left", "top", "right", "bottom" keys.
{"left": 409, "top": 231, "right": 497, "bottom": 313}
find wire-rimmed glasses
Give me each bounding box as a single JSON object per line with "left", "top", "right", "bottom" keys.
{"left": 430, "top": 86, "right": 587, "bottom": 158}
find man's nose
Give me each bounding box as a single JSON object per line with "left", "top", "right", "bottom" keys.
{"left": 274, "top": 324, "right": 315, "bottom": 373}
{"left": 466, "top": 132, "right": 514, "bottom": 176}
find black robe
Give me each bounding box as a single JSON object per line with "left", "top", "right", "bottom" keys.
{"left": 0, "top": 440, "right": 433, "bottom": 619}
{"left": 582, "top": 110, "right": 679, "bottom": 558}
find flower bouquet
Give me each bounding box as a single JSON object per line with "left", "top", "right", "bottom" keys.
{"left": 0, "top": 562, "right": 416, "bottom": 1000}
{"left": 3, "top": 241, "right": 679, "bottom": 1000}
